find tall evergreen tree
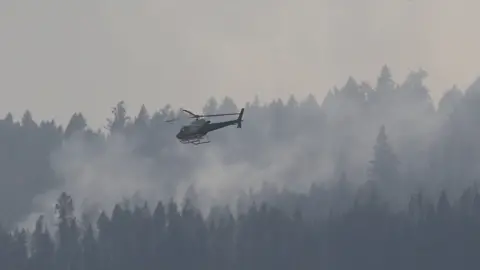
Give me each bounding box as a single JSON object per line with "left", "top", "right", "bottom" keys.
{"left": 55, "top": 192, "right": 81, "bottom": 270}
{"left": 29, "top": 216, "right": 54, "bottom": 270}
{"left": 64, "top": 113, "right": 87, "bottom": 139}
{"left": 81, "top": 223, "right": 99, "bottom": 270}
{"left": 368, "top": 125, "right": 399, "bottom": 183}
{"left": 106, "top": 101, "right": 130, "bottom": 134}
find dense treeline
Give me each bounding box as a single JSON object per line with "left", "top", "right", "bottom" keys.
{"left": 2, "top": 188, "right": 480, "bottom": 270}
{"left": 0, "top": 65, "right": 480, "bottom": 268}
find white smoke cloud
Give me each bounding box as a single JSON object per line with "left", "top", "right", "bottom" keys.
{"left": 17, "top": 133, "right": 167, "bottom": 231}
{"left": 17, "top": 120, "right": 341, "bottom": 231}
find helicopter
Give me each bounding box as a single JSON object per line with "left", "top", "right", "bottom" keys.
{"left": 166, "top": 108, "right": 244, "bottom": 145}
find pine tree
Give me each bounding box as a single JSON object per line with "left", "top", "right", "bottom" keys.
{"left": 438, "top": 85, "right": 463, "bottom": 116}
{"left": 64, "top": 113, "right": 87, "bottom": 139}
{"left": 10, "top": 229, "right": 28, "bottom": 270}
{"left": 203, "top": 97, "right": 218, "bottom": 115}
{"left": 376, "top": 65, "right": 395, "bottom": 93}
{"left": 55, "top": 192, "right": 81, "bottom": 270}
{"left": 371, "top": 65, "right": 396, "bottom": 111}
{"left": 29, "top": 216, "right": 54, "bottom": 270}
{"left": 436, "top": 190, "right": 451, "bottom": 218}
{"left": 106, "top": 101, "right": 130, "bottom": 134}
{"left": 152, "top": 202, "right": 167, "bottom": 270}
{"left": 134, "top": 105, "right": 149, "bottom": 127}
{"left": 82, "top": 223, "right": 99, "bottom": 270}
{"left": 368, "top": 125, "right": 399, "bottom": 183}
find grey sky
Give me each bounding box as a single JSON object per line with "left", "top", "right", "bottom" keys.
{"left": 1, "top": 0, "right": 479, "bottom": 128}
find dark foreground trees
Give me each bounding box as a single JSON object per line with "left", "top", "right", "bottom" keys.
{"left": 0, "top": 189, "right": 479, "bottom": 270}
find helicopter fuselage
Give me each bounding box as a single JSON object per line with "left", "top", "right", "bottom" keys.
{"left": 173, "top": 108, "right": 244, "bottom": 145}
{"left": 175, "top": 119, "right": 239, "bottom": 141}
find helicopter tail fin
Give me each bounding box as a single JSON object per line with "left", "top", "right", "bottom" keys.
{"left": 237, "top": 108, "right": 244, "bottom": 128}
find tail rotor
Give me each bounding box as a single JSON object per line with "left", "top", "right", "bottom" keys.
{"left": 237, "top": 108, "right": 244, "bottom": 128}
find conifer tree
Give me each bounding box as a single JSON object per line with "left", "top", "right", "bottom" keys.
{"left": 368, "top": 125, "right": 399, "bottom": 183}
{"left": 64, "top": 113, "right": 87, "bottom": 139}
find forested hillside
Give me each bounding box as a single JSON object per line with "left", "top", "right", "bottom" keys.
{"left": 2, "top": 189, "right": 479, "bottom": 270}
{"left": 1, "top": 65, "right": 480, "bottom": 269}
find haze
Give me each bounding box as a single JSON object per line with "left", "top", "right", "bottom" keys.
{"left": 1, "top": 1, "right": 480, "bottom": 268}
{"left": 0, "top": 0, "right": 478, "bottom": 128}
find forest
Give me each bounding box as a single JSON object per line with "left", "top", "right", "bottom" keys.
{"left": 1, "top": 65, "right": 480, "bottom": 269}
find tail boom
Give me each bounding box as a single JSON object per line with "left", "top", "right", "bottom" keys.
{"left": 200, "top": 108, "right": 245, "bottom": 133}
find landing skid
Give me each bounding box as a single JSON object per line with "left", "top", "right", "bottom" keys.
{"left": 180, "top": 135, "right": 210, "bottom": 145}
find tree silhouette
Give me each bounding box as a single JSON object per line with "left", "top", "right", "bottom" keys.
{"left": 368, "top": 125, "right": 399, "bottom": 183}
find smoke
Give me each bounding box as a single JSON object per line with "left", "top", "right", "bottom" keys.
{"left": 17, "top": 113, "right": 340, "bottom": 231}
{"left": 14, "top": 75, "right": 480, "bottom": 232}
{"left": 188, "top": 134, "right": 338, "bottom": 216}
{"left": 17, "top": 133, "right": 166, "bottom": 231}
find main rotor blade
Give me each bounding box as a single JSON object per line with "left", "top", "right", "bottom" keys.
{"left": 199, "top": 112, "right": 240, "bottom": 117}
{"left": 165, "top": 118, "right": 177, "bottom": 123}
{"left": 181, "top": 108, "right": 240, "bottom": 118}
{"left": 181, "top": 109, "right": 198, "bottom": 117}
